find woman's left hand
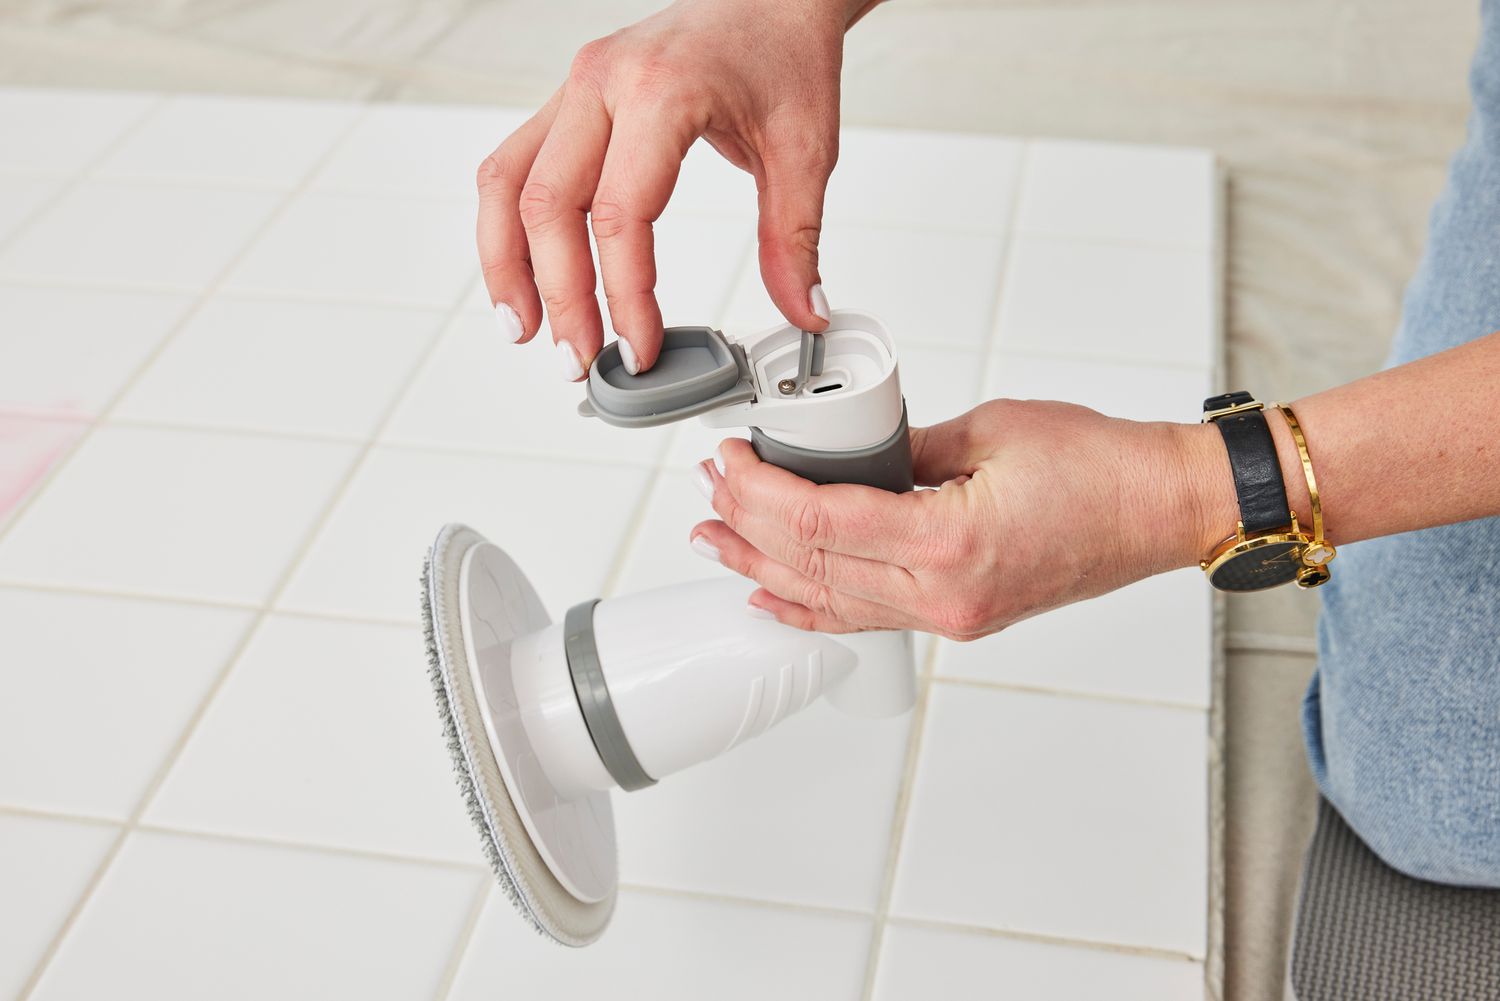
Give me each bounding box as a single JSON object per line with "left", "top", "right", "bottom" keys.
{"left": 690, "top": 399, "right": 1234, "bottom": 640}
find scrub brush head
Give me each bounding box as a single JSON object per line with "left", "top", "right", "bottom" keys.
{"left": 421, "top": 524, "right": 614, "bottom": 946}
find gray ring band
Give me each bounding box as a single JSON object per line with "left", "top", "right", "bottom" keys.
{"left": 563, "top": 599, "right": 656, "bottom": 791}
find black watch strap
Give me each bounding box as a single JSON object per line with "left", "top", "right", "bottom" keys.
{"left": 1203, "top": 392, "right": 1292, "bottom": 535}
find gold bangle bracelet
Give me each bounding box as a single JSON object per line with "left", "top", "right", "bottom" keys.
{"left": 1274, "top": 402, "right": 1336, "bottom": 568}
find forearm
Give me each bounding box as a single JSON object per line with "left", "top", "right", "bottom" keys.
{"left": 1184, "top": 330, "right": 1500, "bottom": 560}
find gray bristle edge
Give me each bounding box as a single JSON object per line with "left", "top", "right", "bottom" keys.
{"left": 419, "top": 556, "right": 550, "bottom": 941}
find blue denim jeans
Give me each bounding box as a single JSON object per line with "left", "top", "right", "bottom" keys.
{"left": 1302, "top": 0, "right": 1500, "bottom": 886}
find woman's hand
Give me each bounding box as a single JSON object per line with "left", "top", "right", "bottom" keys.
{"left": 477, "top": 0, "right": 867, "bottom": 380}
{"left": 690, "top": 400, "right": 1234, "bottom": 639}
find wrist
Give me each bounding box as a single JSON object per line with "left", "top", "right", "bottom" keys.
{"left": 1166, "top": 420, "right": 1241, "bottom": 569}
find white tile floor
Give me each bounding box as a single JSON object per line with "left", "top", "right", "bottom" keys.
{"left": 0, "top": 88, "right": 1221, "bottom": 1000}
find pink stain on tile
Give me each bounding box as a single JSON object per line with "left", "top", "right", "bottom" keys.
{"left": 0, "top": 413, "right": 88, "bottom": 523}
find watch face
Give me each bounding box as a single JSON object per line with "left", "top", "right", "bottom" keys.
{"left": 1206, "top": 538, "right": 1306, "bottom": 592}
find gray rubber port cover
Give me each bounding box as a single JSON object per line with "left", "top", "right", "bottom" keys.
{"left": 579, "top": 326, "right": 755, "bottom": 428}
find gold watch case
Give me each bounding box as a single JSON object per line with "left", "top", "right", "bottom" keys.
{"left": 1200, "top": 513, "right": 1335, "bottom": 592}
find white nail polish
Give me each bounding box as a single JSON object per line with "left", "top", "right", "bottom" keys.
{"left": 494, "top": 302, "right": 523, "bottom": 343}
{"left": 712, "top": 446, "right": 726, "bottom": 478}
{"left": 690, "top": 535, "right": 721, "bottom": 562}
{"left": 746, "top": 604, "right": 776, "bottom": 620}
{"left": 557, "top": 341, "right": 584, "bottom": 381}
{"left": 809, "top": 284, "right": 831, "bottom": 322}
{"left": 617, "top": 337, "right": 640, "bottom": 376}
{"left": 691, "top": 463, "right": 714, "bottom": 502}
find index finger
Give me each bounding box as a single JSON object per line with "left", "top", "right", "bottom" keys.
{"left": 591, "top": 110, "right": 696, "bottom": 373}
{"left": 712, "top": 438, "right": 916, "bottom": 562}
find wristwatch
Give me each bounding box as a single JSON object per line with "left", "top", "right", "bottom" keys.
{"left": 1198, "top": 392, "right": 1331, "bottom": 592}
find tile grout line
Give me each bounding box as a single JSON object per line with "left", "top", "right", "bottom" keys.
{"left": 884, "top": 914, "right": 1204, "bottom": 965}
{"left": 857, "top": 637, "right": 943, "bottom": 1001}
{"left": 618, "top": 881, "right": 874, "bottom": 921}
{"left": 0, "top": 94, "right": 170, "bottom": 258}
{"left": 928, "top": 674, "right": 1210, "bottom": 714}
{"left": 8, "top": 104, "right": 398, "bottom": 1001}
{"left": 131, "top": 822, "right": 487, "bottom": 874}
{"left": 0, "top": 272, "right": 472, "bottom": 309}
{"left": 430, "top": 878, "right": 493, "bottom": 1001}
{"left": 0, "top": 803, "right": 123, "bottom": 829}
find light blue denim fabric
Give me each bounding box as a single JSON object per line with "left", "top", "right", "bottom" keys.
{"left": 1303, "top": 0, "right": 1500, "bottom": 886}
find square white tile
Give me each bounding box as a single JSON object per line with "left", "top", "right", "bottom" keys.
{"left": 278, "top": 446, "right": 650, "bottom": 621}
{"left": 147, "top": 615, "right": 479, "bottom": 862}
{"left": 223, "top": 192, "right": 476, "bottom": 307}
{"left": 724, "top": 225, "right": 1006, "bottom": 350}
{"left": 0, "top": 285, "right": 192, "bottom": 417}
{"left": 994, "top": 238, "right": 1217, "bottom": 371}
{"left": 115, "top": 298, "right": 443, "bottom": 437}
{"left": 96, "top": 94, "right": 360, "bottom": 188}
{"left": 873, "top": 922, "right": 1205, "bottom": 1001}
{"left": 608, "top": 470, "right": 723, "bottom": 596}
{"left": 384, "top": 312, "right": 673, "bottom": 465}
{"left": 0, "top": 181, "right": 281, "bottom": 291}
{"left": 450, "top": 887, "right": 871, "bottom": 1001}
{"left": 0, "top": 175, "right": 62, "bottom": 240}
{"left": 0, "top": 590, "right": 250, "bottom": 817}
{"left": 0, "top": 426, "right": 357, "bottom": 604}
{"left": 986, "top": 350, "right": 1215, "bottom": 423}
{"left": 825, "top": 129, "right": 1025, "bottom": 234}
{"left": 0, "top": 414, "right": 87, "bottom": 528}
{"left": 1017, "top": 140, "right": 1217, "bottom": 250}
{"left": 311, "top": 102, "right": 530, "bottom": 200}
{"left": 0, "top": 813, "right": 117, "bottom": 1001}
{"left": 892, "top": 684, "right": 1208, "bottom": 957}
{"left": 933, "top": 569, "right": 1213, "bottom": 708}
{"left": 617, "top": 696, "right": 911, "bottom": 911}
{"left": 0, "top": 89, "right": 159, "bottom": 174}
{"left": 30, "top": 830, "right": 480, "bottom": 1001}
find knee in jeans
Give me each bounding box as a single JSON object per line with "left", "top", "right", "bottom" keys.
{"left": 1335, "top": 775, "right": 1500, "bottom": 887}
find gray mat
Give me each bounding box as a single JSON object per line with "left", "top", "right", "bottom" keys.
{"left": 1291, "top": 798, "right": 1500, "bottom": 1001}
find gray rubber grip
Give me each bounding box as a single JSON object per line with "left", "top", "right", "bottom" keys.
{"left": 563, "top": 599, "right": 656, "bottom": 791}
{"left": 750, "top": 404, "right": 914, "bottom": 493}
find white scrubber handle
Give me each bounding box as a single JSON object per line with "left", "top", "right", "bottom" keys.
{"left": 590, "top": 578, "right": 916, "bottom": 781}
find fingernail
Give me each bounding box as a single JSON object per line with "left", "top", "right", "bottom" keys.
{"left": 617, "top": 337, "right": 640, "bottom": 376}
{"left": 809, "top": 284, "right": 830, "bottom": 322}
{"left": 746, "top": 602, "right": 776, "bottom": 620}
{"left": 691, "top": 462, "right": 714, "bottom": 502}
{"left": 494, "top": 302, "right": 523, "bottom": 343}
{"left": 557, "top": 341, "right": 584, "bottom": 381}
{"left": 690, "top": 535, "right": 721, "bottom": 562}
{"left": 712, "top": 446, "right": 726, "bottom": 478}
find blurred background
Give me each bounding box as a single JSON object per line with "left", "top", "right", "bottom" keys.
{"left": 0, "top": 2, "right": 1482, "bottom": 999}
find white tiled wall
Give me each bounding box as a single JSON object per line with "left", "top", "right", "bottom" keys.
{"left": 0, "top": 89, "right": 1220, "bottom": 1000}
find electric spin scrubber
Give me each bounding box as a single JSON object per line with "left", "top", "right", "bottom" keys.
{"left": 422, "top": 309, "right": 916, "bottom": 946}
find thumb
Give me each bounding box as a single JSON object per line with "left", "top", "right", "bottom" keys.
{"left": 910, "top": 412, "right": 990, "bottom": 487}
{"left": 756, "top": 137, "right": 836, "bottom": 331}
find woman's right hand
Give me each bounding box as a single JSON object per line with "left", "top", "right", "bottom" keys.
{"left": 477, "top": 0, "right": 868, "bottom": 381}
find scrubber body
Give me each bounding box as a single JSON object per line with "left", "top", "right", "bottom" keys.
{"left": 422, "top": 309, "right": 917, "bottom": 946}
